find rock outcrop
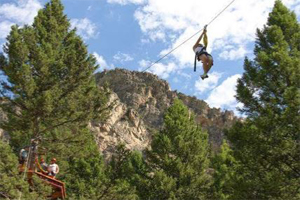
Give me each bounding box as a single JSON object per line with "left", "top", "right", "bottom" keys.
{"left": 0, "top": 69, "right": 239, "bottom": 158}
{"left": 94, "top": 69, "right": 239, "bottom": 159}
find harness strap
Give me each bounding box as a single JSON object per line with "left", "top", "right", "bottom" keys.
{"left": 194, "top": 46, "right": 214, "bottom": 72}
{"left": 194, "top": 46, "right": 206, "bottom": 72}
{"left": 194, "top": 53, "right": 197, "bottom": 72}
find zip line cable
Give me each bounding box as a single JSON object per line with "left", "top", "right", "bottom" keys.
{"left": 141, "top": 0, "right": 237, "bottom": 72}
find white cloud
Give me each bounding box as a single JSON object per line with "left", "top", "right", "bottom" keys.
{"left": 195, "top": 72, "right": 222, "bottom": 94}
{"left": 158, "top": 27, "right": 199, "bottom": 65}
{"left": 107, "top": 0, "right": 146, "bottom": 5}
{"left": 139, "top": 59, "right": 175, "bottom": 79}
{"left": 0, "top": 0, "right": 42, "bottom": 25}
{"left": 219, "top": 46, "right": 249, "bottom": 60}
{"left": 113, "top": 52, "right": 134, "bottom": 63}
{"left": 134, "top": 10, "right": 169, "bottom": 41}
{"left": 206, "top": 74, "right": 242, "bottom": 111}
{"left": 176, "top": 71, "right": 192, "bottom": 79}
{"left": 93, "top": 52, "right": 115, "bottom": 70}
{"left": 149, "top": 31, "right": 166, "bottom": 41}
{"left": 123, "top": 0, "right": 300, "bottom": 67}
{"left": 0, "top": 0, "right": 42, "bottom": 39}
{"left": 133, "top": 0, "right": 273, "bottom": 65}
{"left": 0, "top": 21, "right": 14, "bottom": 39}
{"left": 70, "top": 18, "right": 98, "bottom": 40}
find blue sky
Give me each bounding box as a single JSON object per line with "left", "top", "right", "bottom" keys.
{"left": 1, "top": 0, "right": 300, "bottom": 115}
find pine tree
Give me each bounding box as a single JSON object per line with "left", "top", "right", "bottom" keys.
{"left": 211, "top": 140, "right": 236, "bottom": 200}
{"left": 146, "top": 99, "right": 211, "bottom": 199}
{"left": 56, "top": 135, "right": 138, "bottom": 199}
{"left": 0, "top": 139, "right": 51, "bottom": 199}
{"left": 37, "top": 127, "right": 106, "bottom": 198}
{"left": 108, "top": 144, "right": 150, "bottom": 199}
{"left": 37, "top": 127, "right": 138, "bottom": 199}
{"left": 227, "top": 1, "right": 300, "bottom": 199}
{"left": 0, "top": 0, "right": 110, "bottom": 198}
{"left": 0, "top": 0, "right": 108, "bottom": 149}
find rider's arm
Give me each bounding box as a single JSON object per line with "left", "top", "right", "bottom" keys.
{"left": 193, "top": 26, "right": 208, "bottom": 51}
{"left": 193, "top": 32, "right": 204, "bottom": 51}
{"left": 203, "top": 29, "right": 208, "bottom": 48}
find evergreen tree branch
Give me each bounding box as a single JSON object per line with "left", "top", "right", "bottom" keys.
{"left": 0, "top": 89, "right": 28, "bottom": 111}
{"left": 38, "top": 117, "right": 85, "bottom": 135}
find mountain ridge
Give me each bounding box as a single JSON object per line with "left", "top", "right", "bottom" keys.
{"left": 92, "top": 68, "right": 239, "bottom": 158}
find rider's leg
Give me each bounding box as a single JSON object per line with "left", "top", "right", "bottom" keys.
{"left": 206, "top": 55, "right": 213, "bottom": 73}
{"left": 200, "top": 55, "right": 209, "bottom": 74}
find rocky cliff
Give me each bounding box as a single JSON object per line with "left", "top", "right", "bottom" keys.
{"left": 93, "top": 69, "right": 239, "bottom": 159}
{"left": 0, "top": 69, "right": 239, "bottom": 158}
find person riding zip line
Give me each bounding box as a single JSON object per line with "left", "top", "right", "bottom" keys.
{"left": 193, "top": 25, "right": 213, "bottom": 80}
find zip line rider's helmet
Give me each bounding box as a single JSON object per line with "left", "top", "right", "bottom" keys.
{"left": 51, "top": 158, "right": 57, "bottom": 163}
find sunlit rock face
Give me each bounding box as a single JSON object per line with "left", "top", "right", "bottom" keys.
{"left": 94, "top": 69, "right": 239, "bottom": 159}
{"left": 0, "top": 69, "right": 238, "bottom": 158}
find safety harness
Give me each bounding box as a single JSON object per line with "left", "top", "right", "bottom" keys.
{"left": 194, "top": 46, "right": 208, "bottom": 72}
